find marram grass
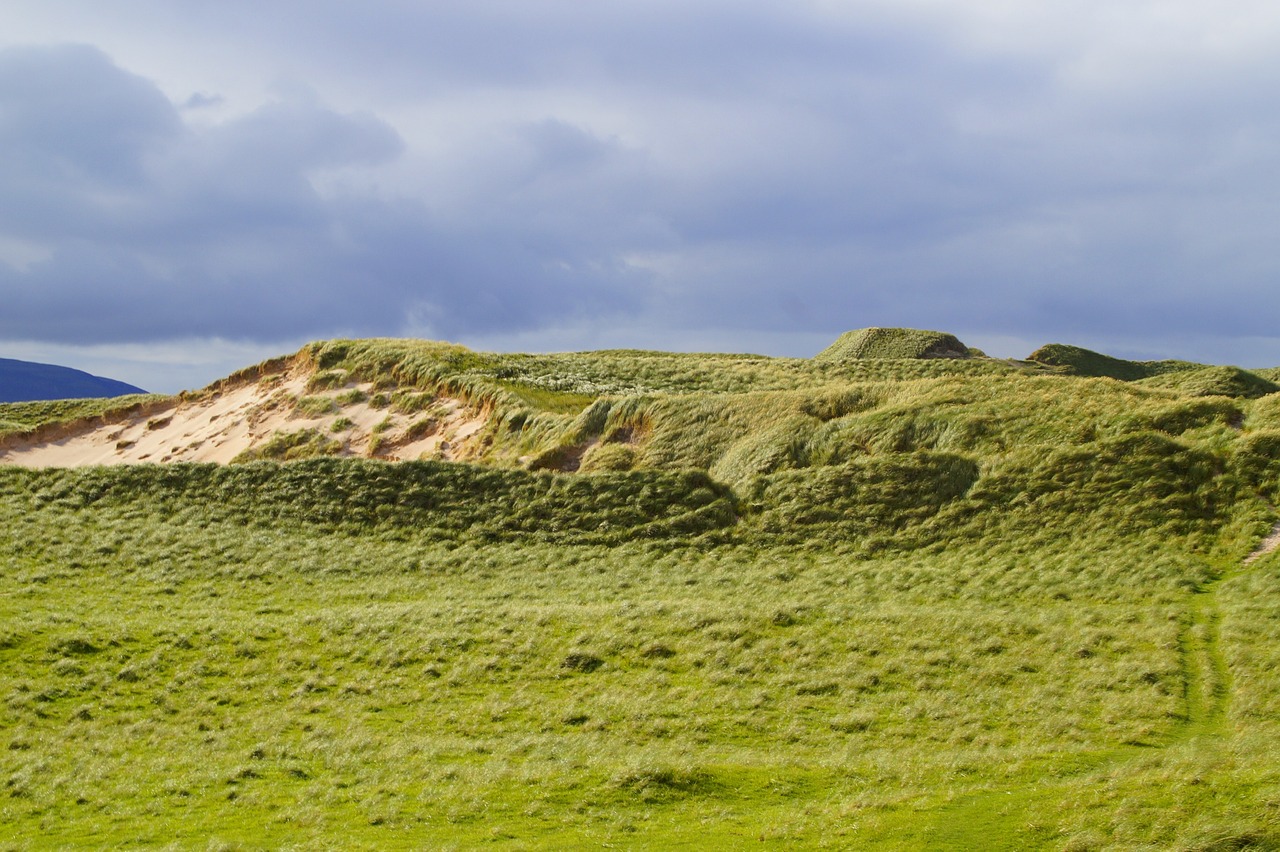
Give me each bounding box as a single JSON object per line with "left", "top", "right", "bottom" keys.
{"left": 2, "top": 330, "right": 1280, "bottom": 849}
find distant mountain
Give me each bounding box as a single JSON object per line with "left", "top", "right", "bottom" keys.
{"left": 0, "top": 357, "right": 147, "bottom": 403}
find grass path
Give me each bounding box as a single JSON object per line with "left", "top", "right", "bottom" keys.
{"left": 1181, "top": 579, "right": 1230, "bottom": 737}
{"left": 890, "top": 521, "right": 1280, "bottom": 849}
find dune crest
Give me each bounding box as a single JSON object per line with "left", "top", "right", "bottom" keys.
{"left": 0, "top": 359, "right": 488, "bottom": 469}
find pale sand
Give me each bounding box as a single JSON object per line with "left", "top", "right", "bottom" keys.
{"left": 0, "top": 362, "right": 489, "bottom": 469}
{"left": 1246, "top": 521, "right": 1280, "bottom": 565}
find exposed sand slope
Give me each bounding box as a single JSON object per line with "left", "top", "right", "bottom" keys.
{"left": 1246, "top": 521, "right": 1280, "bottom": 565}
{"left": 0, "top": 363, "right": 489, "bottom": 469}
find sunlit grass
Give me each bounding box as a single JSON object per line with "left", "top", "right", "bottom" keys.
{"left": 0, "top": 523, "right": 1216, "bottom": 848}
{"left": 0, "top": 394, "right": 167, "bottom": 436}
{"left": 1, "top": 454, "right": 1276, "bottom": 847}
{"left": 1, "top": 333, "right": 1279, "bottom": 847}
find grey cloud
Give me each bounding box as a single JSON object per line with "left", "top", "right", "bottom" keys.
{"left": 180, "top": 92, "right": 224, "bottom": 110}
{"left": 0, "top": 45, "right": 642, "bottom": 345}
{"left": 66, "top": 2, "right": 969, "bottom": 102}
{"left": 0, "top": 44, "right": 179, "bottom": 187}
{"left": 3, "top": 3, "right": 1280, "bottom": 369}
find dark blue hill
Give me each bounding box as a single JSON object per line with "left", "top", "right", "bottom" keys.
{"left": 0, "top": 357, "right": 147, "bottom": 402}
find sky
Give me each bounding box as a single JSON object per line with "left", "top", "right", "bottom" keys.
{"left": 3, "top": 1, "right": 1280, "bottom": 393}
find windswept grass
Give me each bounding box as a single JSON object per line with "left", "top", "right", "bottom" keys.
{"left": 2, "top": 330, "right": 1279, "bottom": 848}
{"left": 230, "top": 429, "right": 343, "bottom": 463}
{"left": 0, "top": 459, "right": 737, "bottom": 545}
{"left": 0, "top": 498, "right": 1249, "bottom": 849}
{"left": 300, "top": 337, "right": 1028, "bottom": 406}
{"left": 0, "top": 394, "right": 166, "bottom": 437}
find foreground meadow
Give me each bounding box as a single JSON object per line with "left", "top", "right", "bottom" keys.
{"left": 1, "top": 461, "right": 1278, "bottom": 850}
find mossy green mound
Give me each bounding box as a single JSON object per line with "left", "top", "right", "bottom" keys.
{"left": 1029, "top": 344, "right": 1277, "bottom": 398}
{"left": 1027, "top": 343, "right": 1199, "bottom": 382}
{"left": 814, "top": 327, "right": 971, "bottom": 361}
{"left": 1137, "top": 365, "right": 1279, "bottom": 399}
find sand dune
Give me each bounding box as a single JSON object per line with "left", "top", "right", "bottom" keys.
{"left": 0, "top": 361, "right": 488, "bottom": 469}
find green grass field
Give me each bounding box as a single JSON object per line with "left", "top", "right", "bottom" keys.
{"left": 2, "top": 331, "right": 1280, "bottom": 849}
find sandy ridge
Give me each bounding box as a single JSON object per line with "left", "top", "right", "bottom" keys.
{"left": 0, "top": 360, "right": 488, "bottom": 469}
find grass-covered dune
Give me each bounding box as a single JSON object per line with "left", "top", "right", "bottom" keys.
{"left": 815, "top": 327, "right": 975, "bottom": 361}
{"left": 3, "top": 329, "right": 1280, "bottom": 849}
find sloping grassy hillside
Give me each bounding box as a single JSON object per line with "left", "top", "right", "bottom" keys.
{"left": 0, "top": 394, "right": 165, "bottom": 435}
{"left": 2, "top": 330, "right": 1280, "bottom": 849}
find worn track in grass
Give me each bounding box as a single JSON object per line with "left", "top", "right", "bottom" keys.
{"left": 886, "top": 521, "right": 1280, "bottom": 849}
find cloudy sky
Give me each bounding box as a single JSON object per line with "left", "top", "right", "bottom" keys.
{"left": 3, "top": 1, "right": 1280, "bottom": 392}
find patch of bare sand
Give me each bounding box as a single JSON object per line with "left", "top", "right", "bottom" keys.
{"left": 1246, "top": 521, "right": 1280, "bottom": 565}
{"left": 0, "top": 365, "right": 490, "bottom": 469}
